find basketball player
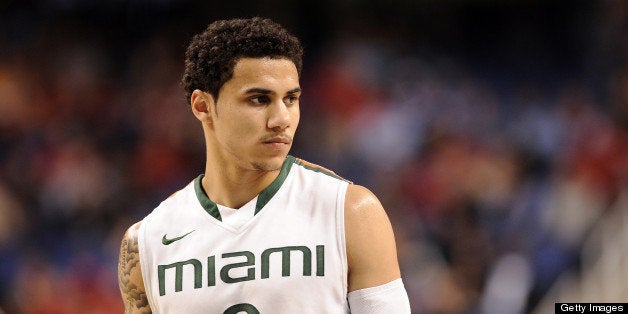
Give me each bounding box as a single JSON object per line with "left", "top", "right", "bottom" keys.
{"left": 118, "top": 17, "right": 410, "bottom": 313}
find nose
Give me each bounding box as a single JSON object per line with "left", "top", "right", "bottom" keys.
{"left": 267, "top": 101, "right": 292, "bottom": 131}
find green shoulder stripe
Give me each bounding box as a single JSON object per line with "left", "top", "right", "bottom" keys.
{"left": 292, "top": 157, "right": 351, "bottom": 183}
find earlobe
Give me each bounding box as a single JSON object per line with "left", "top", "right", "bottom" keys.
{"left": 191, "top": 89, "right": 213, "bottom": 122}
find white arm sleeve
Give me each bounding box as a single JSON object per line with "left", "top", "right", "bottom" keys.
{"left": 347, "top": 278, "right": 411, "bottom": 314}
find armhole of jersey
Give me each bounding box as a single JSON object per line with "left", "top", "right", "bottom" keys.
{"left": 336, "top": 181, "right": 350, "bottom": 298}
{"left": 137, "top": 218, "right": 159, "bottom": 313}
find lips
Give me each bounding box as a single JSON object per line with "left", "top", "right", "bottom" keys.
{"left": 261, "top": 135, "right": 292, "bottom": 145}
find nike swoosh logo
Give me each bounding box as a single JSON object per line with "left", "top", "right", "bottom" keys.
{"left": 162, "top": 230, "right": 195, "bottom": 245}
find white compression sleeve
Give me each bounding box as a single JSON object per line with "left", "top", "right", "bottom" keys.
{"left": 347, "top": 278, "right": 411, "bottom": 314}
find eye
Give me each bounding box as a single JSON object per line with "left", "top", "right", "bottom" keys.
{"left": 284, "top": 95, "right": 299, "bottom": 105}
{"left": 250, "top": 95, "right": 271, "bottom": 105}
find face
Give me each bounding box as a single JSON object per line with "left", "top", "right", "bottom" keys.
{"left": 197, "top": 57, "right": 301, "bottom": 171}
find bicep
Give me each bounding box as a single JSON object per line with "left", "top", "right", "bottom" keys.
{"left": 118, "top": 222, "right": 152, "bottom": 314}
{"left": 344, "top": 184, "right": 401, "bottom": 292}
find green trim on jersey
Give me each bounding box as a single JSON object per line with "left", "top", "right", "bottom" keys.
{"left": 292, "top": 157, "right": 350, "bottom": 183}
{"left": 195, "top": 174, "right": 222, "bottom": 221}
{"left": 194, "top": 156, "right": 295, "bottom": 221}
{"left": 255, "top": 155, "right": 295, "bottom": 214}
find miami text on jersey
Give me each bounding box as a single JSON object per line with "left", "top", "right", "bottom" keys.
{"left": 157, "top": 245, "right": 325, "bottom": 296}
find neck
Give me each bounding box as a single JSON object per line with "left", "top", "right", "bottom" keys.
{"left": 201, "top": 154, "right": 282, "bottom": 209}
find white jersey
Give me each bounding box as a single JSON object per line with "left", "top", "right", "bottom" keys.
{"left": 138, "top": 156, "right": 351, "bottom": 313}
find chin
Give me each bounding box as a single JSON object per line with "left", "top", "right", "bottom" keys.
{"left": 251, "top": 154, "right": 287, "bottom": 171}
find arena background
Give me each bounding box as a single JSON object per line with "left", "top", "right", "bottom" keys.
{"left": 0, "top": 1, "right": 626, "bottom": 313}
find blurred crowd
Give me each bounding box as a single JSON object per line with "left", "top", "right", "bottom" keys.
{"left": 0, "top": 1, "right": 626, "bottom": 313}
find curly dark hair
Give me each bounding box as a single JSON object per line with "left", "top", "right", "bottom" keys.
{"left": 182, "top": 17, "right": 303, "bottom": 103}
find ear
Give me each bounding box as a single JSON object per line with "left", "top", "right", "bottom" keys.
{"left": 191, "top": 89, "right": 215, "bottom": 123}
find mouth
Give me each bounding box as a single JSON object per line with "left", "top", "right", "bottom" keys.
{"left": 261, "top": 135, "right": 292, "bottom": 149}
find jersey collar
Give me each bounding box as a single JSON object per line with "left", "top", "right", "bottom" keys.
{"left": 194, "top": 155, "right": 296, "bottom": 221}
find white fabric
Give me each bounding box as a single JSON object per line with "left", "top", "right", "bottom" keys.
{"left": 348, "top": 278, "right": 411, "bottom": 314}
{"left": 138, "top": 157, "right": 350, "bottom": 313}
{"left": 216, "top": 196, "right": 257, "bottom": 230}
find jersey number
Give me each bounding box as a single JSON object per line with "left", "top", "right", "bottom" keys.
{"left": 224, "top": 303, "right": 260, "bottom": 314}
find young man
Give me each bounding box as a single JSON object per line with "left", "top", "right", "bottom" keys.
{"left": 118, "top": 17, "right": 410, "bottom": 313}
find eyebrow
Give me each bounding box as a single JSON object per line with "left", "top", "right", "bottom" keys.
{"left": 243, "top": 87, "right": 302, "bottom": 95}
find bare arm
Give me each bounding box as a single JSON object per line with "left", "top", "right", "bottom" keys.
{"left": 118, "top": 222, "right": 152, "bottom": 314}
{"left": 344, "top": 184, "right": 401, "bottom": 292}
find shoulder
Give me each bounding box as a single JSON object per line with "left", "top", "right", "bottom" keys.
{"left": 344, "top": 184, "right": 401, "bottom": 291}
{"left": 344, "top": 184, "right": 392, "bottom": 248}
{"left": 288, "top": 156, "right": 350, "bottom": 183}
{"left": 118, "top": 221, "right": 143, "bottom": 280}
{"left": 143, "top": 179, "right": 197, "bottom": 222}
{"left": 122, "top": 221, "right": 142, "bottom": 245}
{"left": 344, "top": 184, "right": 382, "bottom": 216}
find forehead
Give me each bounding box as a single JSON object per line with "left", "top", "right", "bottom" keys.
{"left": 225, "top": 57, "right": 300, "bottom": 92}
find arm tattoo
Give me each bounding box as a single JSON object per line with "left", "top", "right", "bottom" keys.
{"left": 118, "top": 224, "right": 152, "bottom": 314}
